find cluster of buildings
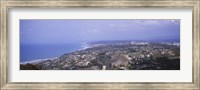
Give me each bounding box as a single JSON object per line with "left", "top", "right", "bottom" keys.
{"left": 56, "top": 41, "right": 180, "bottom": 70}
{"left": 21, "top": 41, "right": 180, "bottom": 70}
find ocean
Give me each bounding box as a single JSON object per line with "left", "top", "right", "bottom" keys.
{"left": 20, "top": 43, "right": 85, "bottom": 63}
{"left": 20, "top": 40, "right": 179, "bottom": 63}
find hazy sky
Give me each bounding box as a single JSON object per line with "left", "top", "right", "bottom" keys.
{"left": 20, "top": 19, "right": 180, "bottom": 44}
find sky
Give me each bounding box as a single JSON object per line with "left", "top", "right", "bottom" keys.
{"left": 20, "top": 19, "right": 180, "bottom": 44}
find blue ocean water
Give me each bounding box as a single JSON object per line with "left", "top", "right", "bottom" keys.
{"left": 20, "top": 43, "right": 84, "bottom": 62}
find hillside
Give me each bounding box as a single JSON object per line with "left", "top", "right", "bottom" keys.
{"left": 20, "top": 42, "right": 180, "bottom": 70}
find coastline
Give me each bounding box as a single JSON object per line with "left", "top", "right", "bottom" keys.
{"left": 20, "top": 42, "right": 90, "bottom": 65}
{"left": 20, "top": 41, "right": 179, "bottom": 65}
{"left": 20, "top": 57, "right": 58, "bottom": 64}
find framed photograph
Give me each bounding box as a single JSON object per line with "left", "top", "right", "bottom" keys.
{"left": 1, "top": 0, "right": 199, "bottom": 90}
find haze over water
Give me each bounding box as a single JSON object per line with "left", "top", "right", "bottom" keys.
{"left": 20, "top": 20, "right": 180, "bottom": 62}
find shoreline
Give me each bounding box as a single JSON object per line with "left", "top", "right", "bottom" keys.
{"left": 20, "top": 42, "right": 90, "bottom": 65}
{"left": 20, "top": 41, "right": 179, "bottom": 65}
{"left": 20, "top": 57, "right": 58, "bottom": 64}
